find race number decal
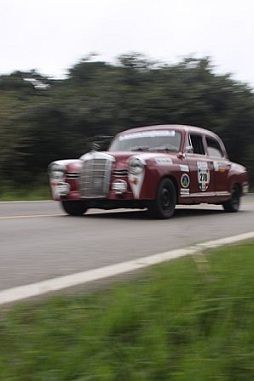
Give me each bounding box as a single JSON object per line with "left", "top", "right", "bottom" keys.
{"left": 197, "top": 161, "right": 210, "bottom": 191}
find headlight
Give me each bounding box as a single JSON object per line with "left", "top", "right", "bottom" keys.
{"left": 128, "top": 157, "right": 144, "bottom": 175}
{"left": 48, "top": 163, "right": 65, "bottom": 180}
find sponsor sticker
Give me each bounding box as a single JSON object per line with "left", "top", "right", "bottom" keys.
{"left": 155, "top": 157, "right": 173, "bottom": 165}
{"left": 213, "top": 161, "right": 227, "bottom": 172}
{"left": 180, "top": 173, "right": 190, "bottom": 188}
{"left": 197, "top": 161, "right": 210, "bottom": 191}
{"left": 180, "top": 164, "right": 189, "bottom": 172}
{"left": 180, "top": 188, "right": 190, "bottom": 196}
{"left": 119, "top": 130, "right": 176, "bottom": 140}
{"left": 128, "top": 173, "right": 145, "bottom": 199}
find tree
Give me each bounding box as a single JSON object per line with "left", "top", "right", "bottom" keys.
{"left": 0, "top": 54, "right": 253, "bottom": 188}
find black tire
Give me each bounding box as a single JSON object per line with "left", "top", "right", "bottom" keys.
{"left": 148, "top": 178, "right": 176, "bottom": 219}
{"left": 61, "top": 200, "right": 88, "bottom": 216}
{"left": 222, "top": 185, "right": 241, "bottom": 212}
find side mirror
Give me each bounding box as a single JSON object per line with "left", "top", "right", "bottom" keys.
{"left": 185, "top": 145, "right": 194, "bottom": 154}
{"left": 177, "top": 152, "right": 185, "bottom": 159}
{"left": 91, "top": 142, "right": 100, "bottom": 151}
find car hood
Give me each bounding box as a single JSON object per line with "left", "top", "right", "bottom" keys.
{"left": 80, "top": 151, "right": 177, "bottom": 168}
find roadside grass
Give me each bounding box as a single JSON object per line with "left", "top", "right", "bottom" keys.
{"left": 0, "top": 185, "right": 50, "bottom": 201}
{"left": 1, "top": 242, "right": 254, "bottom": 380}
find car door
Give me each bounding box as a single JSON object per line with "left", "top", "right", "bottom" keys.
{"left": 185, "top": 133, "right": 215, "bottom": 198}
{"left": 205, "top": 135, "right": 231, "bottom": 194}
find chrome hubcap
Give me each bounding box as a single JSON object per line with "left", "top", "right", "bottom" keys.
{"left": 160, "top": 188, "right": 171, "bottom": 210}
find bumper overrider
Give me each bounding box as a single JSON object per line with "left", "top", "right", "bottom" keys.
{"left": 48, "top": 152, "right": 147, "bottom": 203}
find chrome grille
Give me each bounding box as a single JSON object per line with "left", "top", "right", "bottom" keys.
{"left": 80, "top": 157, "right": 112, "bottom": 198}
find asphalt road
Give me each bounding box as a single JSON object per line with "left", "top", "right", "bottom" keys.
{"left": 0, "top": 196, "right": 254, "bottom": 291}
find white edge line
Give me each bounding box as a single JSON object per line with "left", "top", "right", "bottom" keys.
{"left": 1, "top": 231, "right": 254, "bottom": 305}
{"left": 0, "top": 200, "right": 52, "bottom": 204}
{"left": 0, "top": 214, "right": 63, "bottom": 220}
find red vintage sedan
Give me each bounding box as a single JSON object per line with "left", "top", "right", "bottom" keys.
{"left": 48, "top": 125, "right": 249, "bottom": 218}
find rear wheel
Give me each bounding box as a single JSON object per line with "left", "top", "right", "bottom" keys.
{"left": 61, "top": 200, "right": 88, "bottom": 216}
{"left": 222, "top": 185, "right": 241, "bottom": 212}
{"left": 148, "top": 178, "right": 176, "bottom": 219}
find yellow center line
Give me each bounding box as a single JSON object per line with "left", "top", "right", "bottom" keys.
{"left": 0, "top": 214, "right": 64, "bottom": 220}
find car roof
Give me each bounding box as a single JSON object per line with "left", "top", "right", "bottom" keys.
{"left": 119, "top": 124, "right": 220, "bottom": 140}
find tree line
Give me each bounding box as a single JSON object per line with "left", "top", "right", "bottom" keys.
{"left": 0, "top": 53, "right": 253, "bottom": 188}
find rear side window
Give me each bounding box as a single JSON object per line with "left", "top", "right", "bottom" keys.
{"left": 206, "top": 137, "right": 224, "bottom": 158}
{"left": 189, "top": 134, "right": 205, "bottom": 155}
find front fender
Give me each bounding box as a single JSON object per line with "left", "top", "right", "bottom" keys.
{"left": 228, "top": 163, "right": 248, "bottom": 194}
{"left": 140, "top": 161, "right": 180, "bottom": 200}
{"left": 49, "top": 159, "right": 82, "bottom": 200}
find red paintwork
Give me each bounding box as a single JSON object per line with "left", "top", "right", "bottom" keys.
{"left": 49, "top": 125, "right": 249, "bottom": 205}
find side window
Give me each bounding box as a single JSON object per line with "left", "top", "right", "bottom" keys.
{"left": 189, "top": 134, "right": 205, "bottom": 155}
{"left": 206, "top": 137, "right": 224, "bottom": 158}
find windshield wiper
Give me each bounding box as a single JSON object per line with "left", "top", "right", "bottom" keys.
{"left": 149, "top": 146, "right": 177, "bottom": 152}
{"left": 130, "top": 146, "right": 149, "bottom": 152}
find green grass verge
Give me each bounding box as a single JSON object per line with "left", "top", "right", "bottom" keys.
{"left": 0, "top": 186, "right": 50, "bottom": 201}
{"left": 1, "top": 242, "right": 254, "bottom": 380}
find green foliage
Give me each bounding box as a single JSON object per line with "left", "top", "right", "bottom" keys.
{"left": 0, "top": 185, "right": 50, "bottom": 201}
{"left": 0, "top": 54, "right": 254, "bottom": 187}
{"left": 1, "top": 242, "right": 254, "bottom": 380}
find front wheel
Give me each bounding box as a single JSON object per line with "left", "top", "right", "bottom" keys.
{"left": 222, "top": 185, "right": 241, "bottom": 212}
{"left": 61, "top": 200, "right": 88, "bottom": 216}
{"left": 148, "top": 178, "right": 176, "bottom": 219}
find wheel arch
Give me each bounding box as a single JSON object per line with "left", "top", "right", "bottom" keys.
{"left": 229, "top": 181, "right": 242, "bottom": 196}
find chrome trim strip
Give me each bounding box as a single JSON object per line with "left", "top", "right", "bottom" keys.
{"left": 113, "top": 169, "right": 128, "bottom": 177}
{"left": 180, "top": 191, "right": 230, "bottom": 198}
{"left": 66, "top": 173, "right": 80, "bottom": 179}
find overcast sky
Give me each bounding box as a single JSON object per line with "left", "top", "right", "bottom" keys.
{"left": 1, "top": 0, "right": 254, "bottom": 86}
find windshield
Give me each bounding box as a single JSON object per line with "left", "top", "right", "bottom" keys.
{"left": 109, "top": 130, "right": 181, "bottom": 152}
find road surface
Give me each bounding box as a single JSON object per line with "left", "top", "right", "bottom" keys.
{"left": 0, "top": 196, "right": 254, "bottom": 291}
